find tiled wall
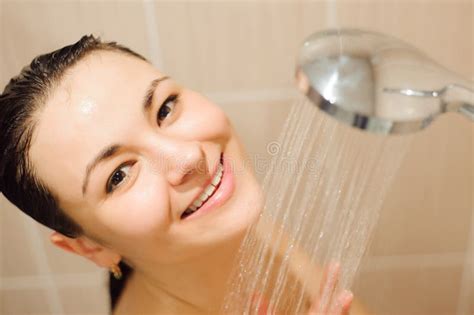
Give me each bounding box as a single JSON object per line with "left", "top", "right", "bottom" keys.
{"left": 1, "top": 1, "right": 472, "bottom": 314}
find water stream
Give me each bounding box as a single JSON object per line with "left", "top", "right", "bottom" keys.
{"left": 223, "top": 97, "right": 412, "bottom": 314}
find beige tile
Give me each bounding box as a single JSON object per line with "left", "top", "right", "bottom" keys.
{"left": 59, "top": 285, "right": 109, "bottom": 315}
{"left": 353, "top": 265, "right": 464, "bottom": 315}
{"left": 1, "top": 289, "right": 51, "bottom": 314}
{"left": 332, "top": 0, "right": 473, "bottom": 79}
{"left": 154, "top": 2, "right": 327, "bottom": 93}
{"left": 1, "top": 200, "right": 41, "bottom": 277}
{"left": 154, "top": 1, "right": 472, "bottom": 95}
{"left": 1, "top": 1, "right": 149, "bottom": 89}
{"left": 370, "top": 113, "right": 473, "bottom": 256}
{"left": 1, "top": 198, "right": 98, "bottom": 278}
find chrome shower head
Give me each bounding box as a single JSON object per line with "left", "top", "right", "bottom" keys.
{"left": 296, "top": 29, "right": 474, "bottom": 135}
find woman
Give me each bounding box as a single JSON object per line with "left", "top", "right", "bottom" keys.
{"left": 0, "top": 35, "right": 353, "bottom": 314}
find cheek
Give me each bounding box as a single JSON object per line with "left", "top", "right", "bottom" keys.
{"left": 177, "top": 91, "right": 232, "bottom": 141}
{"left": 98, "top": 182, "right": 169, "bottom": 237}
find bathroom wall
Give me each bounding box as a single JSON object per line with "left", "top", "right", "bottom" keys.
{"left": 1, "top": 1, "right": 472, "bottom": 314}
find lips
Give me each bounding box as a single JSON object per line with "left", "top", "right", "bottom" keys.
{"left": 180, "top": 153, "right": 224, "bottom": 219}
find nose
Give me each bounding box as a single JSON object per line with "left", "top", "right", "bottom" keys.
{"left": 152, "top": 139, "right": 205, "bottom": 186}
{"left": 169, "top": 146, "right": 204, "bottom": 186}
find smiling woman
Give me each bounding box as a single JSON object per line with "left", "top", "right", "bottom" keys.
{"left": 0, "top": 35, "right": 266, "bottom": 314}
{"left": 0, "top": 35, "right": 352, "bottom": 314}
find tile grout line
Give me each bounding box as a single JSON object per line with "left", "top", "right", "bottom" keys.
{"left": 143, "top": 0, "right": 164, "bottom": 70}
{"left": 1, "top": 252, "right": 466, "bottom": 289}
{"left": 0, "top": 271, "right": 106, "bottom": 290}
{"left": 326, "top": 0, "right": 338, "bottom": 29}
{"left": 0, "top": 198, "right": 4, "bottom": 313}
{"left": 360, "top": 252, "right": 466, "bottom": 271}
{"left": 456, "top": 213, "right": 473, "bottom": 315}
{"left": 204, "top": 88, "right": 298, "bottom": 105}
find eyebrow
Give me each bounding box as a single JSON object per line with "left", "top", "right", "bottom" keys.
{"left": 143, "top": 76, "right": 170, "bottom": 114}
{"left": 82, "top": 76, "right": 170, "bottom": 196}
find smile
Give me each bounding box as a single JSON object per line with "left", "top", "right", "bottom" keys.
{"left": 180, "top": 153, "right": 234, "bottom": 220}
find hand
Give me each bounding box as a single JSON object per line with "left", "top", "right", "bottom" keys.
{"left": 308, "top": 263, "right": 353, "bottom": 315}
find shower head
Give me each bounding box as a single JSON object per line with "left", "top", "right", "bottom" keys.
{"left": 296, "top": 29, "right": 474, "bottom": 135}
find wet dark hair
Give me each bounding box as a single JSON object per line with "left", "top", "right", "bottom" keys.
{"left": 0, "top": 35, "right": 146, "bottom": 312}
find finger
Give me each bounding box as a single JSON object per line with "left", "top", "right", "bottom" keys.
{"left": 340, "top": 290, "right": 353, "bottom": 315}
{"left": 250, "top": 293, "right": 270, "bottom": 315}
{"left": 310, "top": 262, "right": 341, "bottom": 314}
{"left": 318, "top": 261, "right": 340, "bottom": 293}
{"left": 320, "top": 262, "right": 341, "bottom": 313}
{"left": 308, "top": 264, "right": 330, "bottom": 314}
{"left": 330, "top": 290, "right": 354, "bottom": 315}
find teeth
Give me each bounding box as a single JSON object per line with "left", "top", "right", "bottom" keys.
{"left": 205, "top": 185, "right": 215, "bottom": 196}
{"left": 212, "top": 168, "right": 223, "bottom": 185}
{"left": 193, "top": 199, "right": 203, "bottom": 208}
{"left": 185, "top": 160, "right": 224, "bottom": 216}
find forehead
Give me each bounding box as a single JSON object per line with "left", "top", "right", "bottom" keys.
{"left": 29, "top": 51, "right": 159, "bottom": 206}
{"left": 61, "top": 50, "right": 156, "bottom": 101}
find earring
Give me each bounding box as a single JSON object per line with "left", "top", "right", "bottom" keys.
{"left": 110, "top": 263, "right": 122, "bottom": 280}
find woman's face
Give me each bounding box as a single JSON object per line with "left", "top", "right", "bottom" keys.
{"left": 29, "top": 50, "right": 263, "bottom": 266}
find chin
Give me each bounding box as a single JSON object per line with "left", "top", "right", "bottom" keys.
{"left": 185, "top": 139, "right": 264, "bottom": 251}
{"left": 168, "top": 125, "right": 261, "bottom": 255}
{"left": 175, "top": 184, "right": 262, "bottom": 262}
{"left": 213, "top": 155, "right": 264, "bottom": 246}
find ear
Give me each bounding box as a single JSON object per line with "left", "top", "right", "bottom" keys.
{"left": 50, "top": 231, "right": 121, "bottom": 268}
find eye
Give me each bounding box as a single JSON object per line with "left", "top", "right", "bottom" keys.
{"left": 106, "top": 163, "right": 133, "bottom": 194}
{"left": 157, "top": 94, "right": 178, "bottom": 126}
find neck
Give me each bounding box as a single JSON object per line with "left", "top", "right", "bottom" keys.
{"left": 127, "top": 237, "right": 244, "bottom": 314}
